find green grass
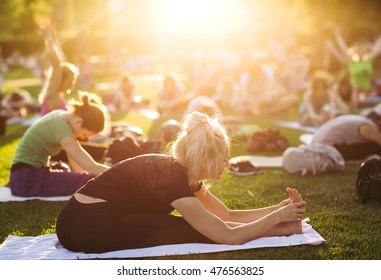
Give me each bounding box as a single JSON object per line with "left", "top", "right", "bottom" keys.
{"left": 1, "top": 68, "right": 381, "bottom": 260}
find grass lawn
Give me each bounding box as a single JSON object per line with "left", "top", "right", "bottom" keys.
{"left": 1, "top": 68, "right": 381, "bottom": 260}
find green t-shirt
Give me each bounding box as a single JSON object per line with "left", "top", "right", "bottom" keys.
{"left": 348, "top": 59, "right": 373, "bottom": 90}
{"left": 12, "top": 110, "right": 74, "bottom": 167}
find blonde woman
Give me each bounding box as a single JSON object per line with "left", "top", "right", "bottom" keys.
{"left": 56, "top": 112, "right": 306, "bottom": 253}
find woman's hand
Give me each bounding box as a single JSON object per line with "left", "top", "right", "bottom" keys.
{"left": 278, "top": 187, "right": 305, "bottom": 208}
{"left": 278, "top": 197, "right": 292, "bottom": 208}
{"left": 276, "top": 200, "right": 307, "bottom": 223}
{"left": 38, "top": 21, "right": 57, "bottom": 40}
{"left": 38, "top": 21, "right": 52, "bottom": 37}
{"left": 286, "top": 187, "right": 304, "bottom": 203}
{"left": 277, "top": 187, "right": 307, "bottom": 222}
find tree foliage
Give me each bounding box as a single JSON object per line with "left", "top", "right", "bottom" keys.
{"left": 1, "top": 0, "right": 381, "bottom": 55}
{"left": 0, "top": 0, "right": 52, "bottom": 40}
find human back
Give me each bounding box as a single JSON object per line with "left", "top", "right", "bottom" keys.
{"left": 12, "top": 110, "right": 73, "bottom": 167}
{"left": 9, "top": 92, "right": 109, "bottom": 197}
{"left": 77, "top": 154, "right": 195, "bottom": 214}
{"left": 312, "top": 114, "right": 376, "bottom": 146}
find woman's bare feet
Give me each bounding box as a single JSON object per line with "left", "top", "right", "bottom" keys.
{"left": 286, "top": 187, "right": 303, "bottom": 203}
{"left": 263, "top": 221, "right": 303, "bottom": 237}
{"left": 281, "top": 221, "right": 303, "bottom": 235}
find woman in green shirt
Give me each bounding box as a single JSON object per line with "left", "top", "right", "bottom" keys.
{"left": 325, "top": 28, "right": 381, "bottom": 108}
{"left": 9, "top": 93, "right": 109, "bottom": 197}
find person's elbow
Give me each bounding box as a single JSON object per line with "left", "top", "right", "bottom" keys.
{"left": 222, "top": 230, "right": 251, "bottom": 245}
{"left": 213, "top": 226, "right": 251, "bottom": 245}
{"left": 83, "top": 162, "right": 108, "bottom": 176}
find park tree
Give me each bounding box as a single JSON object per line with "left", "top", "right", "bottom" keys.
{"left": 0, "top": 0, "right": 51, "bottom": 40}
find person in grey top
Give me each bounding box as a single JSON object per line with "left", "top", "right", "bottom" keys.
{"left": 312, "top": 114, "right": 381, "bottom": 160}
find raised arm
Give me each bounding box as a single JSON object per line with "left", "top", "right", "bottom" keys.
{"left": 39, "top": 22, "right": 65, "bottom": 99}
{"left": 303, "top": 91, "right": 323, "bottom": 122}
{"left": 369, "top": 35, "right": 381, "bottom": 60}
{"left": 60, "top": 136, "right": 109, "bottom": 176}
{"left": 327, "top": 89, "right": 338, "bottom": 119}
{"left": 325, "top": 39, "right": 349, "bottom": 64}
{"left": 333, "top": 28, "right": 351, "bottom": 57}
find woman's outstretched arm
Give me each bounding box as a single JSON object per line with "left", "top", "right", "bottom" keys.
{"left": 172, "top": 196, "right": 306, "bottom": 245}
{"left": 194, "top": 187, "right": 305, "bottom": 224}
{"left": 60, "top": 136, "right": 109, "bottom": 176}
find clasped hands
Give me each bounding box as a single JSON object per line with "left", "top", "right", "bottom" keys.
{"left": 277, "top": 187, "right": 307, "bottom": 222}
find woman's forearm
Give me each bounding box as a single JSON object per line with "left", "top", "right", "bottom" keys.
{"left": 226, "top": 211, "right": 281, "bottom": 244}
{"left": 227, "top": 204, "right": 280, "bottom": 223}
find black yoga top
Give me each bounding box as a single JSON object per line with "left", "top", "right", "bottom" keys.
{"left": 78, "top": 154, "right": 201, "bottom": 214}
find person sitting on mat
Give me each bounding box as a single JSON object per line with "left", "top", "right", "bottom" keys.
{"left": 56, "top": 111, "right": 307, "bottom": 253}
{"left": 9, "top": 92, "right": 109, "bottom": 197}
{"left": 157, "top": 73, "right": 190, "bottom": 119}
{"left": 298, "top": 76, "right": 337, "bottom": 127}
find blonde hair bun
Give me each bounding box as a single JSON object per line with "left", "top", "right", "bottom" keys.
{"left": 170, "top": 111, "right": 230, "bottom": 183}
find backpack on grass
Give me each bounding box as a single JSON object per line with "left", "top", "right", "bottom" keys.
{"left": 246, "top": 128, "right": 289, "bottom": 153}
{"left": 356, "top": 158, "right": 381, "bottom": 203}
{"left": 282, "top": 143, "right": 345, "bottom": 176}
{"left": 105, "top": 136, "right": 161, "bottom": 165}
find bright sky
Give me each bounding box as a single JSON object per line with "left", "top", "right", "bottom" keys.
{"left": 108, "top": 0, "right": 247, "bottom": 35}
{"left": 106, "top": 0, "right": 300, "bottom": 52}
{"left": 161, "top": 0, "right": 246, "bottom": 34}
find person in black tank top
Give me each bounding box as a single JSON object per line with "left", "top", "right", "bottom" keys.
{"left": 57, "top": 112, "right": 307, "bottom": 253}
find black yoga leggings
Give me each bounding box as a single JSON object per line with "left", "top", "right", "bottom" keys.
{"left": 333, "top": 142, "right": 381, "bottom": 161}
{"left": 56, "top": 197, "right": 215, "bottom": 253}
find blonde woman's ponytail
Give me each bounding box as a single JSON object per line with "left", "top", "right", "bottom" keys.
{"left": 170, "top": 111, "right": 230, "bottom": 183}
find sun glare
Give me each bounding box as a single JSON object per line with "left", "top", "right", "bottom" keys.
{"left": 163, "top": 0, "right": 246, "bottom": 34}
{"left": 106, "top": 0, "right": 270, "bottom": 50}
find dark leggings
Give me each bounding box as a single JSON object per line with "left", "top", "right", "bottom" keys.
{"left": 10, "top": 165, "right": 91, "bottom": 197}
{"left": 333, "top": 142, "right": 381, "bottom": 161}
{"left": 56, "top": 197, "right": 215, "bottom": 253}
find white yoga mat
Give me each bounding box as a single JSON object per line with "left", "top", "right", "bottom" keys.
{"left": 0, "top": 187, "right": 70, "bottom": 202}
{"left": 0, "top": 220, "right": 325, "bottom": 260}
{"left": 138, "top": 108, "right": 160, "bottom": 120}
{"left": 299, "top": 133, "right": 314, "bottom": 145}
{"left": 6, "top": 114, "right": 40, "bottom": 126}
{"left": 229, "top": 155, "right": 283, "bottom": 168}
{"left": 276, "top": 121, "right": 318, "bottom": 133}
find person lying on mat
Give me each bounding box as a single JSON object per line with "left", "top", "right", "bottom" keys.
{"left": 9, "top": 92, "right": 109, "bottom": 197}
{"left": 56, "top": 111, "right": 307, "bottom": 253}
{"left": 311, "top": 112, "right": 381, "bottom": 161}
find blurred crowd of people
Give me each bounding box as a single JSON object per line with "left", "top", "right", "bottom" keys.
{"left": 2, "top": 18, "right": 381, "bottom": 253}
{"left": 1, "top": 21, "right": 381, "bottom": 163}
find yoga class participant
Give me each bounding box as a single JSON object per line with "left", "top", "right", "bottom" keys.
{"left": 39, "top": 21, "right": 79, "bottom": 116}
{"left": 9, "top": 92, "right": 109, "bottom": 197}
{"left": 56, "top": 112, "right": 306, "bottom": 253}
